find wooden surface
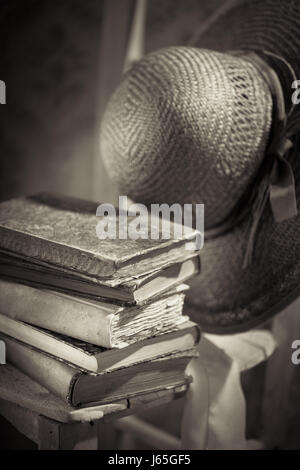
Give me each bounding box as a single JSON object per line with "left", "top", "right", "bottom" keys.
{"left": 0, "top": 362, "right": 188, "bottom": 449}
{"left": 0, "top": 364, "right": 127, "bottom": 423}
{"left": 38, "top": 416, "right": 99, "bottom": 450}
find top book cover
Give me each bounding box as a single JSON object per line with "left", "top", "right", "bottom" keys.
{"left": 0, "top": 193, "right": 202, "bottom": 279}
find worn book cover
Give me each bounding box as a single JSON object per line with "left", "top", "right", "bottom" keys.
{"left": 0, "top": 193, "right": 202, "bottom": 279}
{"left": 0, "top": 251, "right": 200, "bottom": 304}
{"left": 0, "top": 313, "right": 200, "bottom": 372}
{"left": 2, "top": 334, "right": 198, "bottom": 407}
{"left": 0, "top": 280, "right": 190, "bottom": 347}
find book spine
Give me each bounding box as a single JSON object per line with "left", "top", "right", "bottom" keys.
{"left": 0, "top": 226, "right": 115, "bottom": 277}
{"left": 0, "top": 313, "right": 97, "bottom": 372}
{"left": 2, "top": 335, "right": 78, "bottom": 404}
{"left": 0, "top": 280, "right": 114, "bottom": 348}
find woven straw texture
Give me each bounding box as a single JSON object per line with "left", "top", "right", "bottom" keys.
{"left": 100, "top": 0, "right": 300, "bottom": 333}
{"left": 101, "top": 47, "right": 272, "bottom": 229}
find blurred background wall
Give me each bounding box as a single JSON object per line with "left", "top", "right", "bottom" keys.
{"left": 0, "top": 0, "right": 111, "bottom": 202}
{"left": 0, "top": 0, "right": 220, "bottom": 204}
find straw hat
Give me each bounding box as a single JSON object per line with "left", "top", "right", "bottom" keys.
{"left": 100, "top": 0, "right": 300, "bottom": 333}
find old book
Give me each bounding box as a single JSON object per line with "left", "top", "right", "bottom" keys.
{"left": 0, "top": 192, "right": 202, "bottom": 280}
{"left": 0, "top": 313, "right": 200, "bottom": 372}
{"left": 0, "top": 363, "right": 190, "bottom": 422}
{"left": 0, "top": 280, "right": 189, "bottom": 348}
{"left": 2, "top": 334, "right": 197, "bottom": 407}
{"left": 0, "top": 251, "right": 200, "bottom": 304}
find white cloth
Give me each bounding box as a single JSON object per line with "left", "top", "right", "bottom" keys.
{"left": 181, "top": 330, "right": 276, "bottom": 450}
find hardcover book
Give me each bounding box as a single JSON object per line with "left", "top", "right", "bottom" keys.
{"left": 0, "top": 192, "right": 202, "bottom": 280}
{"left": 2, "top": 334, "right": 197, "bottom": 407}
{"left": 0, "top": 250, "right": 200, "bottom": 305}
{"left": 0, "top": 280, "right": 189, "bottom": 348}
{"left": 0, "top": 313, "right": 200, "bottom": 372}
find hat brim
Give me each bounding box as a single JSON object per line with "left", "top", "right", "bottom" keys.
{"left": 185, "top": 176, "right": 300, "bottom": 333}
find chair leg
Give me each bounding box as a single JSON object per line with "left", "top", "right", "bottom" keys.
{"left": 115, "top": 416, "right": 181, "bottom": 450}
{"left": 38, "top": 416, "right": 98, "bottom": 450}
{"left": 97, "top": 420, "right": 122, "bottom": 450}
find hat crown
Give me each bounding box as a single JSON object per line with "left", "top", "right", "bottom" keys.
{"left": 101, "top": 47, "right": 273, "bottom": 228}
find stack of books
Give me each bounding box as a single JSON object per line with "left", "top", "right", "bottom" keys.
{"left": 0, "top": 193, "right": 201, "bottom": 408}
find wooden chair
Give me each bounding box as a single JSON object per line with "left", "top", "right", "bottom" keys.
{"left": 0, "top": 364, "right": 187, "bottom": 450}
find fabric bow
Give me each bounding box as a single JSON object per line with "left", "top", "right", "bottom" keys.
{"left": 240, "top": 51, "right": 299, "bottom": 268}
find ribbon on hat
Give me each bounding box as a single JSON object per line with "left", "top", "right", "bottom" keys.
{"left": 269, "top": 132, "right": 296, "bottom": 222}
{"left": 231, "top": 51, "right": 299, "bottom": 268}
